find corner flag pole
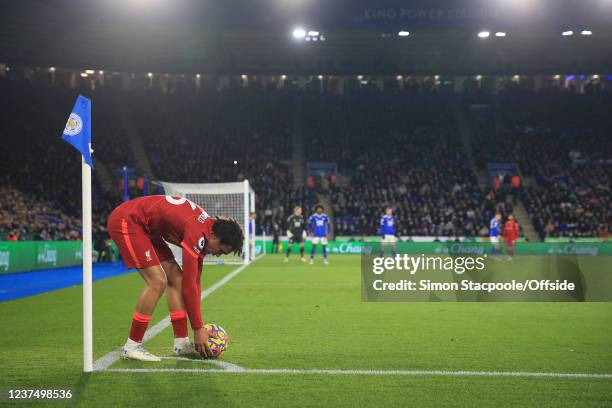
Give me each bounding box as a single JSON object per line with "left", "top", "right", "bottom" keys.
{"left": 61, "top": 95, "right": 94, "bottom": 372}
{"left": 82, "top": 155, "right": 93, "bottom": 372}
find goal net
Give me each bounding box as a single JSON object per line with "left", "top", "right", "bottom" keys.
{"left": 159, "top": 180, "right": 256, "bottom": 265}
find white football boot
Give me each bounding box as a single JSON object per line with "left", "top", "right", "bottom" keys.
{"left": 323, "top": 259, "right": 329, "bottom": 265}
{"left": 173, "top": 338, "right": 198, "bottom": 356}
{"left": 300, "top": 257, "right": 306, "bottom": 263}
{"left": 309, "top": 259, "right": 314, "bottom": 265}
{"left": 284, "top": 257, "right": 289, "bottom": 263}
{"left": 121, "top": 344, "right": 161, "bottom": 362}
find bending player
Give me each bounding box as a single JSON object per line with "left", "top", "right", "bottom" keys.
{"left": 503, "top": 214, "right": 520, "bottom": 261}
{"left": 489, "top": 213, "right": 502, "bottom": 259}
{"left": 308, "top": 204, "right": 331, "bottom": 265}
{"left": 380, "top": 207, "right": 397, "bottom": 257}
{"left": 284, "top": 206, "right": 307, "bottom": 263}
{"left": 107, "top": 195, "right": 243, "bottom": 362}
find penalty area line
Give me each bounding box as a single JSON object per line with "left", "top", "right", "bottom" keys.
{"left": 100, "top": 367, "right": 612, "bottom": 379}
{"left": 92, "top": 256, "right": 263, "bottom": 371}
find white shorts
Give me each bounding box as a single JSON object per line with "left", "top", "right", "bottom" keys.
{"left": 311, "top": 237, "right": 328, "bottom": 245}
{"left": 490, "top": 236, "right": 499, "bottom": 244}
{"left": 381, "top": 235, "right": 397, "bottom": 243}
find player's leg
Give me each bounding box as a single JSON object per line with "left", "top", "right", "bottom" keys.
{"left": 160, "top": 258, "right": 198, "bottom": 355}
{"left": 380, "top": 239, "right": 386, "bottom": 257}
{"left": 506, "top": 241, "right": 515, "bottom": 260}
{"left": 322, "top": 237, "right": 329, "bottom": 264}
{"left": 310, "top": 237, "right": 319, "bottom": 264}
{"left": 285, "top": 239, "right": 293, "bottom": 262}
{"left": 298, "top": 241, "right": 306, "bottom": 262}
{"left": 107, "top": 213, "right": 164, "bottom": 361}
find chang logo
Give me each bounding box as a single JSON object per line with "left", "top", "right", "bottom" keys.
{"left": 198, "top": 237, "right": 206, "bottom": 250}
{"left": 63, "top": 113, "right": 83, "bottom": 136}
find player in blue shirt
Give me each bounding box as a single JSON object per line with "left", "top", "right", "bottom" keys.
{"left": 489, "top": 213, "right": 501, "bottom": 258}
{"left": 379, "top": 207, "right": 397, "bottom": 257}
{"left": 308, "top": 204, "right": 331, "bottom": 264}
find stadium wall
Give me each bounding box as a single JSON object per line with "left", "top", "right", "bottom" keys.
{"left": 256, "top": 241, "right": 612, "bottom": 257}
{"left": 1, "top": 241, "right": 609, "bottom": 274}
{"left": 0, "top": 242, "right": 118, "bottom": 274}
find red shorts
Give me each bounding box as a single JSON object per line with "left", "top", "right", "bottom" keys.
{"left": 107, "top": 206, "right": 174, "bottom": 269}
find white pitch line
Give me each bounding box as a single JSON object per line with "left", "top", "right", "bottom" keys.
{"left": 101, "top": 367, "right": 612, "bottom": 379}
{"left": 93, "top": 257, "right": 261, "bottom": 371}
{"left": 162, "top": 356, "right": 245, "bottom": 372}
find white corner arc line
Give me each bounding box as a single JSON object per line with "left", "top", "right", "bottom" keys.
{"left": 100, "top": 367, "right": 612, "bottom": 379}
{"left": 162, "top": 356, "right": 245, "bottom": 372}
{"left": 93, "top": 256, "right": 262, "bottom": 371}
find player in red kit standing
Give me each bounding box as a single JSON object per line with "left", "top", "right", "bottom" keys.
{"left": 502, "top": 214, "right": 520, "bottom": 261}
{"left": 107, "top": 195, "right": 244, "bottom": 361}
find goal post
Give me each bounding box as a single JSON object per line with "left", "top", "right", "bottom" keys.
{"left": 159, "top": 180, "right": 256, "bottom": 264}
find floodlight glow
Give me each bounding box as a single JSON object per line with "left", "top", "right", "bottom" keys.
{"left": 562, "top": 30, "right": 574, "bottom": 36}
{"left": 592, "top": 74, "right": 599, "bottom": 79}
{"left": 398, "top": 31, "right": 410, "bottom": 37}
{"left": 581, "top": 30, "right": 592, "bottom": 36}
{"left": 241, "top": 74, "right": 247, "bottom": 79}
{"left": 85, "top": 69, "right": 95, "bottom": 74}
{"left": 476, "top": 75, "right": 483, "bottom": 80}
{"left": 80, "top": 73, "right": 88, "bottom": 77}
{"left": 147, "top": 72, "right": 153, "bottom": 78}
{"left": 357, "top": 75, "right": 363, "bottom": 80}
{"left": 98, "top": 70, "right": 103, "bottom": 75}
{"left": 281, "top": 74, "right": 287, "bottom": 80}
{"left": 478, "top": 31, "right": 490, "bottom": 38}
{"left": 318, "top": 75, "right": 323, "bottom": 80}
{"left": 495, "top": 32, "right": 507, "bottom": 37}
{"left": 196, "top": 74, "right": 200, "bottom": 78}
{"left": 292, "top": 28, "right": 306, "bottom": 39}
{"left": 49, "top": 67, "right": 56, "bottom": 72}
{"left": 434, "top": 75, "right": 440, "bottom": 80}
{"left": 396, "top": 75, "right": 403, "bottom": 80}
{"left": 513, "top": 75, "right": 520, "bottom": 80}
{"left": 554, "top": 74, "right": 561, "bottom": 79}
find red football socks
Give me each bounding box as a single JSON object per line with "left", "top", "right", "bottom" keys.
{"left": 170, "top": 310, "right": 188, "bottom": 338}
{"left": 129, "top": 311, "right": 152, "bottom": 342}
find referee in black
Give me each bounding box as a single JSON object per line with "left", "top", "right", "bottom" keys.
{"left": 284, "top": 206, "right": 307, "bottom": 263}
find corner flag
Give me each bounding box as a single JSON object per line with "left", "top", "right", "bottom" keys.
{"left": 62, "top": 95, "right": 93, "bottom": 168}
{"left": 61, "top": 94, "right": 94, "bottom": 372}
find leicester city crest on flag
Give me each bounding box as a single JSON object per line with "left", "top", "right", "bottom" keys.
{"left": 61, "top": 95, "right": 94, "bottom": 168}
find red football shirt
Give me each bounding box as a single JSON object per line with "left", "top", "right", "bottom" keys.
{"left": 503, "top": 220, "right": 520, "bottom": 242}
{"left": 121, "top": 195, "right": 214, "bottom": 330}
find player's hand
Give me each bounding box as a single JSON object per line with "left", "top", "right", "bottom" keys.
{"left": 194, "top": 327, "right": 216, "bottom": 358}
{"left": 287, "top": 231, "right": 293, "bottom": 239}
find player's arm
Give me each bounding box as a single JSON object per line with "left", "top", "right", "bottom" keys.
{"left": 326, "top": 217, "right": 331, "bottom": 236}
{"left": 286, "top": 215, "right": 293, "bottom": 238}
{"left": 181, "top": 248, "right": 213, "bottom": 357}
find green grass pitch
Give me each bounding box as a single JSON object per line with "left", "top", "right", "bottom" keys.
{"left": 0, "top": 254, "right": 611, "bottom": 407}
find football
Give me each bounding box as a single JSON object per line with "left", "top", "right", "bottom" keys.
{"left": 204, "top": 323, "right": 228, "bottom": 357}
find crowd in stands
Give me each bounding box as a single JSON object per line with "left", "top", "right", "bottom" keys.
{"left": 304, "top": 94, "right": 512, "bottom": 237}
{"left": 0, "top": 78, "right": 608, "bottom": 243}
{"left": 468, "top": 89, "right": 611, "bottom": 239}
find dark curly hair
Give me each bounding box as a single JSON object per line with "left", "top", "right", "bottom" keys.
{"left": 212, "top": 216, "right": 244, "bottom": 256}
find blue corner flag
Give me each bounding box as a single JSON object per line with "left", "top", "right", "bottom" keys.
{"left": 62, "top": 95, "right": 93, "bottom": 168}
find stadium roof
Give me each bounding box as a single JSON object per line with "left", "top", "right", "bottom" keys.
{"left": 1, "top": 0, "right": 611, "bottom": 75}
